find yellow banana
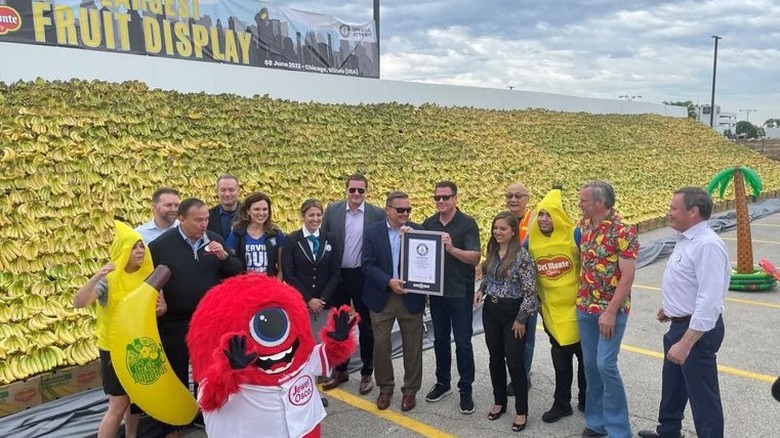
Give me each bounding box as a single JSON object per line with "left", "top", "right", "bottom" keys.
{"left": 108, "top": 266, "right": 198, "bottom": 426}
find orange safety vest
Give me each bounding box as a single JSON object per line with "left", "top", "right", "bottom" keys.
{"left": 517, "top": 209, "right": 533, "bottom": 242}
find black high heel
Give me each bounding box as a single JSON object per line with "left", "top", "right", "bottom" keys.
{"left": 512, "top": 415, "right": 527, "bottom": 432}
{"left": 487, "top": 405, "right": 506, "bottom": 421}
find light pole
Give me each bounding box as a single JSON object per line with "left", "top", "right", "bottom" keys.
{"left": 739, "top": 109, "right": 756, "bottom": 122}
{"left": 709, "top": 35, "right": 722, "bottom": 128}
{"left": 374, "top": 0, "right": 380, "bottom": 77}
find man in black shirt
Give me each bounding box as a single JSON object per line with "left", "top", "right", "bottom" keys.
{"left": 207, "top": 174, "right": 241, "bottom": 239}
{"left": 422, "top": 181, "right": 481, "bottom": 415}
{"left": 150, "top": 198, "right": 241, "bottom": 435}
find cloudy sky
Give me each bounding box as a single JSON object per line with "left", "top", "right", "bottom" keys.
{"left": 286, "top": 0, "right": 780, "bottom": 126}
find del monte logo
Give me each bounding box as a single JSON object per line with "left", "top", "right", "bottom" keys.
{"left": 0, "top": 6, "right": 22, "bottom": 35}
{"left": 536, "top": 254, "right": 573, "bottom": 280}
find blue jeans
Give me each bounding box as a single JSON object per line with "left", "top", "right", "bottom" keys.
{"left": 525, "top": 310, "right": 537, "bottom": 380}
{"left": 657, "top": 316, "right": 724, "bottom": 438}
{"left": 429, "top": 295, "right": 475, "bottom": 394}
{"left": 577, "top": 310, "right": 631, "bottom": 438}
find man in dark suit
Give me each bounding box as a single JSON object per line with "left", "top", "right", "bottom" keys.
{"left": 321, "top": 173, "right": 386, "bottom": 394}
{"left": 362, "top": 191, "right": 425, "bottom": 413}
{"left": 207, "top": 174, "right": 241, "bottom": 239}
{"left": 149, "top": 197, "right": 242, "bottom": 435}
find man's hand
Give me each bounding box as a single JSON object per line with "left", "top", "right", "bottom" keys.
{"left": 473, "top": 291, "right": 484, "bottom": 307}
{"left": 667, "top": 341, "right": 691, "bottom": 365}
{"left": 598, "top": 311, "right": 616, "bottom": 340}
{"left": 388, "top": 279, "right": 406, "bottom": 295}
{"left": 442, "top": 233, "right": 453, "bottom": 253}
{"left": 223, "top": 335, "right": 258, "bottom": 370}
{"left": 656, "top": 308, "right": 670, "bottom": 323}
{"left": 206, "top": 241, "right": 228, "bottom": 260}
{"left": 326, "top": 307, "right": 359, "bottom": 341}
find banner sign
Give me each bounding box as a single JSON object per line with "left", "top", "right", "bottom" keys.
{"left": 0, "top": 0, "right": 378, "bottom": 78}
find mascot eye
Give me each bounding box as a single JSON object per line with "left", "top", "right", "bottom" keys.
{"left": 249, "top": 307, "right": 290, "bottom": 347}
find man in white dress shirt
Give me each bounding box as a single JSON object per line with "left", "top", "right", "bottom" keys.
{"left": 638, "top": 187, "right": 730, "bottom": 438}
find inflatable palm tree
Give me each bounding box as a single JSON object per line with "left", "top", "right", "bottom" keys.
{"left": 706, "top": 166, "right": 776, "bottom": 291}
{"left": 706, "top": 166, "right": 762, "bottom": 273}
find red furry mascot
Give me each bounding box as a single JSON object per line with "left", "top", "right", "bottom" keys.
{"left": 186, "top": 274, "right": 358, "bottom": 438}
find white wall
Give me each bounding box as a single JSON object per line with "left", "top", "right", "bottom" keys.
{"left": 0, "top": 42, "right": 687, "bottom": 117}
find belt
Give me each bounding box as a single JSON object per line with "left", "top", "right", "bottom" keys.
{"left": 670, "top": 315, "right": 691, "bottom": 323}
{"left": 487, "top": 295, "right": 522, "bottom": 304}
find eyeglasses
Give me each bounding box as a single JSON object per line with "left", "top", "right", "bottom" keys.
{"left": 505, "top": 193, "right": 529, "bottom": 200}
{"left": 432, "top": 195, "right": 453, "bottom": 202}
{"left": 390, "top": 207, "right": 412, "bottom": 214}
{"left": 348, "top": 187, "right": 366, "bottom": 194}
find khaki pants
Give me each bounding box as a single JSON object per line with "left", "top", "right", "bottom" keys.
{"left": 370, "top": 293, "right": 423, "bottom": 396}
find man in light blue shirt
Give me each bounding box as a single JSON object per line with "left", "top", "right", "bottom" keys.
{"left": 638, "top": 187, "right": 730, "bottom": 438}
{"left": 135, "top": 187, "right": 180, "bottom": 244}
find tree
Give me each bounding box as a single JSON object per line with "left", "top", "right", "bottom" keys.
{"left": 707, "top": 166, "right": 763, "bottom": 273}
{"left": 763, "top": 118, "right": 780, "bottom": 128}
{"left": 736, "top": 120, "right": 761, "bottom": 139}
{"left": 663, "top": 100, "right": 697, "bottom": 119}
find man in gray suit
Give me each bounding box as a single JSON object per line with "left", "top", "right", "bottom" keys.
{"left": 321, "top": 173, "right": 386, "bottom": 394}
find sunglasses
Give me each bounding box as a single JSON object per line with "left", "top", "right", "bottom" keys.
{"left": 505, "top": 193, "right": 529, "bottom": 200}
{"left": 391, "top": 207, "right": 412, "bottom": 214}
{"left": 432, "top": 195, "right": 453, "bottom": 202}
{"left": 348, "top": 187, "right": 366, "bottom": 194}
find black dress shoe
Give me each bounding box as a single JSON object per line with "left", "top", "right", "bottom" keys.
{"left": 542, "top": 404, "right": 573, "bottom": 423}
{"left": 582, "top": 427, "right": 607, "bottom": 437}
{"left": 512, "top": 416, "right": 527, "bottom": 432}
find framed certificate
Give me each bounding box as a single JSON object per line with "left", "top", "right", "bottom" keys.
{"left": 400, "top": 230, "right": 445, "bottom": 296}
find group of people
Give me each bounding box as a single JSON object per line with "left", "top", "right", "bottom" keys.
{"left": 77, "top": 172, "right": 732, "bottom": 438}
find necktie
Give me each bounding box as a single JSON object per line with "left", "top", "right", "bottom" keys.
{"left": 306, "top": 235, "right": 320, "bottom": 260}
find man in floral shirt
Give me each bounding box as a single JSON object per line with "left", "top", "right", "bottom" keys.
{"left": 576, "top": 180, "right": 639, "bottom": 438}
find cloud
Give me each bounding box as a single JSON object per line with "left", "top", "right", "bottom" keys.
{"left": 285, "top": 0, "right": 780, "bottom": 124}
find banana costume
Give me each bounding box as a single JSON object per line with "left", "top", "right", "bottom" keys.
{"left": 106, "top": 221, "right": 198, "bottom": 426}
{"left": 527, "top": 190, "right": 580, "bottom": 346}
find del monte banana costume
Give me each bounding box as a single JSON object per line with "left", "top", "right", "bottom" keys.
{"left": 73, "top": 221, "right": 196, "bottom": 438}
{"left": 526, "top": 189, "right": 587, "bottom": 422}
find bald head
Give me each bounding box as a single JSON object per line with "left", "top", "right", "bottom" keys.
{"left": 505, "top": 183, "right": 530, "bottom": 217}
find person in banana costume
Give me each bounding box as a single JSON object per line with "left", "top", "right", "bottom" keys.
{"left": 525, "top": 188, "right": 586, "bottom": 423}
{"left": 186, "top": 274, "right": 359, "bottom": 438}
{"left": 73, "top": 221, "right": 167, "bottom": 438}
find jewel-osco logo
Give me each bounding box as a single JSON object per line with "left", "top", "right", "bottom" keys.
{"left": 536, "top": 255, "right": 573, "bottom": 280}
{"left": 0, "top": 6, "right": 22, "bottom": 35}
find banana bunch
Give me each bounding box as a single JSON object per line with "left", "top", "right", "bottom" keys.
{"left": 54, "top": 321, "right": 79, "bottom": 345}
{"left": 0, "top": 147, "right": 17, "bottom": 162}
{"left": 64, "top": 339, "right": 99, "bottom": 366}
{"left": 27, "top": 313, "right": 58, "bottom": 331}
{"left": 1, "top": 334, "right": 30, "bottom": 355}
{"left": 22, "top": 294, "right": 46, "bottom": 312}
{"left": 41, "top": 299, "right": 68, "bottom": 318}
{"left": 0, "top": 321, "right": 28, "bottom": 338}
{"left": 0, "top": 239, "right": 22, "bottom": 271}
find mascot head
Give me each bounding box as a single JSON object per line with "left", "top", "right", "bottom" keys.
{"left": 187, "top": 274, "right": 315, "bottom": 386}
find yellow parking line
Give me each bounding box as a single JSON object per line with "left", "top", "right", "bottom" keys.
{"left": 634, "top": 284, "right": 780, "bottom": 309}
{"left": 620, "top": 344, "right": 776, "bottom": 383}
{"left": 722, "top": 237, "right": 780, "bottom": 245}
{"left": 327, "top": 388, "right": 457, "bottom": 438}
{"left": 752, "top": 223, "right": 780, "bottom": 227}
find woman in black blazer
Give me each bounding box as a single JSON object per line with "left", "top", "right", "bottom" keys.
{"left": 282, "top": 198, "right": 342, "bottom": 337}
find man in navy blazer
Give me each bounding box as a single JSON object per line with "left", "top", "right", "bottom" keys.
{"left": 362, "top": 191, "right": 425, "bottom": 413}
{"left": 321, "top": 173, "right": 386, "bottom": 394}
